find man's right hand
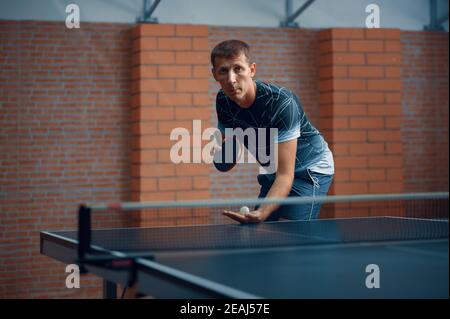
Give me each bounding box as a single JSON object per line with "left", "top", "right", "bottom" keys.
{"left": 213, "top": 136, "right": 238, "bottom": 172}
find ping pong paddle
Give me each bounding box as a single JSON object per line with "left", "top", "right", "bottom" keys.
{"left": 213, "top": 135, "right": 238, "bottom": 172}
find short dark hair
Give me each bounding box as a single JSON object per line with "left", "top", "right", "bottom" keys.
{"left": 210, "top": 39, "right": 253, "bottom": 67}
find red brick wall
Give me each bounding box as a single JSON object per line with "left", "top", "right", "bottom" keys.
{"left": 208, "top": 27, "right": 320, "bottom": 201}
{"left": 0, "top": 21, "right": 132, "bottom": 298}
{"left": 318, "top": 29, "right": 404, "bottom": 196}
{"left": 317, "top": 28, "right": 404, "bottom": 217}
{"left": 131, "top": 24, "right": 211, "bottom": 226}
{"left": 401, "top": 31, "right": 449, "bottom": 192}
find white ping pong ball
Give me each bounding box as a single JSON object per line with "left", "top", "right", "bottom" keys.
{"left": 240, "top": 206, "right": 250, "bottom": 214}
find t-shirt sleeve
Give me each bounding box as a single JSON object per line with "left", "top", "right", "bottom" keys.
{"left": 271, "top": 92, "right": 301, "bottom": 143}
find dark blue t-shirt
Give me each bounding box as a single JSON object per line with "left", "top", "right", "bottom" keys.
{"left": 216, "top": 80, "right": 331, "bottom": 175}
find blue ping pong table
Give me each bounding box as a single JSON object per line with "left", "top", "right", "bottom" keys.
{"left": 40, "top": 216, "right": 449, "bottom": 298}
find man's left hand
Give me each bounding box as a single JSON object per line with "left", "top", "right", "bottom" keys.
{"left": 222, "top": 210, "right": 267, "bottom": 224}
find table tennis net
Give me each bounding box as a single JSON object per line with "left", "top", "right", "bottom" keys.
{"left": 82, "top": 192, "right": 448, "bottom": 252}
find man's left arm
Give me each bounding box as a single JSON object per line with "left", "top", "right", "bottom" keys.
{"left": 255, "top": 138, "right": 296, "bottom": 220}
{"left": 223, "top": 138, "right": 297, "bottom": 223}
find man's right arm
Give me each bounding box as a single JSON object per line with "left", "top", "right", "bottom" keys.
{"left": 213, "top": 126, "right": 237, "bottom": 172}
{"left": 213, "top": 104, "right": 237, "bottom": 172}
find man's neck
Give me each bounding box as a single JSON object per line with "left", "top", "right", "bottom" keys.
{"left": 235, "top": 81, "right": 257, "bottom": 109}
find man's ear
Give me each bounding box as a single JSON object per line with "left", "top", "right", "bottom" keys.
{"left": 250, "top": 63, "right": 256, "bottom": 78}
{"left": 211, "top": 68, "right": 218, "bottom": 81}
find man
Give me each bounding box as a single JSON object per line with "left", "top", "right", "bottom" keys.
{"left": 211, "top": 39, "right": 334, "bottom": 224}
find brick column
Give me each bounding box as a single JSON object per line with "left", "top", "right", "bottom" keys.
{"left": 131, "top": 24, "right": 211, "bottom": 225}
{"left": 318, "top": 28, "right": 404, "bottom": 217}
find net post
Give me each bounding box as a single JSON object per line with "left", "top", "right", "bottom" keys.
{"left": 78, "top": 204, "right": 91, "bottom": 273}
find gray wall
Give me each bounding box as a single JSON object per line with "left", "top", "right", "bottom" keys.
{"left": 0, "top": 0, "right": 448, "bottom": 31}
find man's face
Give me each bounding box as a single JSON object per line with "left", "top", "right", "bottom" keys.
{"left": 212, "top": 53, "right": 256, "bottom": 106}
